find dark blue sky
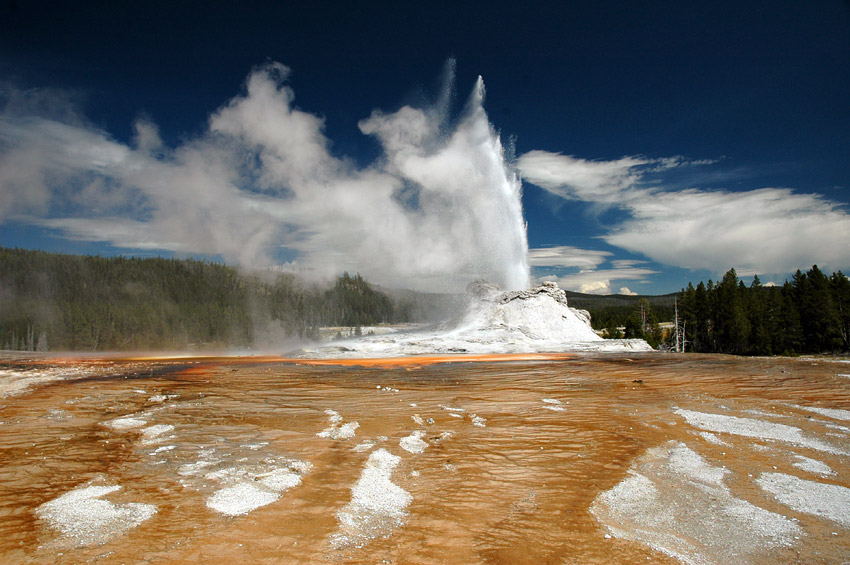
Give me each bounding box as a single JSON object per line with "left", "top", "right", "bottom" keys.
{"left": 2, "top": 1, "right": 849, "bottom": 293}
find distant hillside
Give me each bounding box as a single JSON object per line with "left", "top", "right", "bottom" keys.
{"left": 565, "top": 290, "right": 677, "bottom": 309}
{"left": 0, "top": 247, "right": 410, "bottom": 351}
{"left": 565, "top": 290, "right": 677, "bottom": 331}
{"left": 380, "top": 287, "right": 466, "bottom": 323}
{"left": 382, "top": 287, "right": 677, "bottom": 330}
{"left": 383, "top": 286, "right": 679, "bottom": 331}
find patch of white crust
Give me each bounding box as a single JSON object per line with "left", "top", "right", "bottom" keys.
{"left": 317, "top": 409, "right": 360, "bottom": 440}
{"left": 399, "top": 431, "right": 428, "bottom": 454}
{"left": 37, "top": 484, "right": 157, "bottom": 547}
{"left": 330, "top": 448, "right": 412, "bottom": 549}
{"left": 674, "top": 408, "right": 846, "bottom": 455}
{"left": 591, "top": 442, "right": 800, "bottom": 565}
{"left": 757, "top": 472, "right": 850, "bottom": 528}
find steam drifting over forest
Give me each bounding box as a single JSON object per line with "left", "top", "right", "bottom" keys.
{"left": 0, "top": 62, "right": 528, "bottom": 294}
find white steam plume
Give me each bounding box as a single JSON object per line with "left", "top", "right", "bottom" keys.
{"left": 0, "top": 62, "right": 530, "bottom": 292}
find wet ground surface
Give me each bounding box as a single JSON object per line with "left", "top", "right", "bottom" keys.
{"left": 1, "top": 352, "right": 849, "bottom": 564}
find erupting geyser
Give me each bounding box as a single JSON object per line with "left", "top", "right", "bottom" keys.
{"left": 353, "top": 65, "right": 530, "bottom": 291}
{"left": 0, "top": 59, "right": 529, "bottom": 293}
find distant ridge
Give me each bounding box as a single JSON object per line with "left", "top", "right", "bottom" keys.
{"left": 564, "top": 290, "right": 678, "bottom": 309}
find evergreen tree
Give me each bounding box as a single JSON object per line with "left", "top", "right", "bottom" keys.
{"left": 678, "top": 283, "right": 697, "bottom": 351}
{"left": 772, "top": 281, "right": 802, "bottom": 355}
{"left": 795, "top": 265, "right": 841, "bottom": 352}
{"left": 747, "top": 275, "right": 770, "bottom": 354}
{"left": 832, "top": 271, "right": 850, "bottom": 350}
{"left": 693, "top": 281, "right": 709, "bottom": 352}
{"left": 712, "top": 269, "right": 750, "bottom": 354}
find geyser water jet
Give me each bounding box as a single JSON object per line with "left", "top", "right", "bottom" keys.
{"left": 355, "top": 67, "right": 531, "bottom": 291}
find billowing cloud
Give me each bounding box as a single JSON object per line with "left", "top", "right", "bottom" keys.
{"left": 518, "top": 150, "right": 850, "bottom": 275}
{"left": 0, "top": 62, "right": 529, "bottom": 292}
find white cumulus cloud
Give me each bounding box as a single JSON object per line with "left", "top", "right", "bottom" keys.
{"left": 518, "top": 150, "right": 850, "bottom": 275}
{"left": 605, "top": 187, "right": 850, "bottom": 274}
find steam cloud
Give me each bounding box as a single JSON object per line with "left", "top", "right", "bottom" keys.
{"left": 0, "top": 62, "right": 530, "bottom": 293}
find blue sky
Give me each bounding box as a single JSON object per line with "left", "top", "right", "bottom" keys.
{"left": 1, "top": 1, "right": 849, "bottom": 294}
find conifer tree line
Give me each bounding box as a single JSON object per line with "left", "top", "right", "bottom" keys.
{"left": 0, "top": 247, "right": 412, "bottom": 351}
{"left": 677, "top": 266, "right": 850, "bottom": 355}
